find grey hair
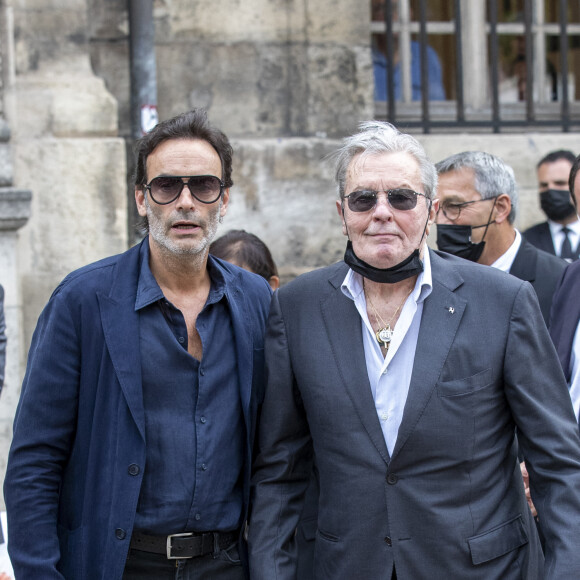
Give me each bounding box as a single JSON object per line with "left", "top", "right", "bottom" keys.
{"left": 435, "top": 151, "right": 518, "bottom": 224}
{"left": 333, "top": 120, "right": 438, "bottom": 201}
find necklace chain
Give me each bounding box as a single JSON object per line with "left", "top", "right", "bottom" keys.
{"left": 364, "top": 280, "right": 413, "bottom": 350}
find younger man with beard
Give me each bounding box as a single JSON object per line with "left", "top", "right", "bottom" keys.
{"left": 4, "top": 109, "right": 272, "bottom": 579}
{"left": 524, "top": 149, "right": 579, "bottom": 261}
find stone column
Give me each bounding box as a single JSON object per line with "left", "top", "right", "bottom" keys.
{"left": 0, "top": 181, "right": 31, "bottom": 507}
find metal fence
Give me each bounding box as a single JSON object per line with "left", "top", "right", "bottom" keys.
{"left": 373, "top": 0, "right": 580, "bottom": 133}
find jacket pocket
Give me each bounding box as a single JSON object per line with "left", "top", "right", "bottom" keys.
{"left": 467, "top": 515, "right": 528, "bottom": 565}
{"left": 316, "top": 527, "right": 340, "bottom": 543}
{"left": 437, "top": 368, "right": 493, "bottom": 397}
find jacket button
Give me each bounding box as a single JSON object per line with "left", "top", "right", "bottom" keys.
{"left": 115, "top": 528, "right": 126, "bottom": 540}
{"left": 384, "top": 536, "right": 392, "bottom": 546}
{"left": 387, "top": 474, "right": 398, "bottom": 485}
{"left": 128, "top": 464, "right": 140, "bottom": 476}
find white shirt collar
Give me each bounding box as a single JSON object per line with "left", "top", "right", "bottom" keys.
{"left": 490, "top": 229, "right": 522, "bottom": 273}
{"left": 548, "top": 217, "right": 580, "bottom": 237}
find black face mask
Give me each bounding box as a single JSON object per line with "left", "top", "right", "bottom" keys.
{"left": 344, "top": 241, "right": 424, "bottom": 283}
{"left": 436, "top": 224, "right": 485, "bottom": 263}
{"left": 436, "top": 196, "right": 498, "bottom": 263}
{"left": 540, "top": 189, "right": 576, "bottom": 222}
{"left": 342, "top": 200, "right": 431, "bottom": 284}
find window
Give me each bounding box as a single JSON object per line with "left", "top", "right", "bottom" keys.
{"left": 371, "top": 0, "right": 580, "bottom": 132}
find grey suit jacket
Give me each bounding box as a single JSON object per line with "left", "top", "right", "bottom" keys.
{"left": 249, "top": 249, "right": 580, "bottom": 580}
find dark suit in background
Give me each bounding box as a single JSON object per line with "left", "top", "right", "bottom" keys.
{"left": 523, "top": 222, "right": 580, "bottom": 260}
{"left": 509, "top": 237, "right": 566, "bottom": 324}
{"left": 550, "top": 260, "right": 580, "bottom": 383}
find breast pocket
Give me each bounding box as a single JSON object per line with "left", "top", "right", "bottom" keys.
{"left": 436, "top": 368, "right": 493, "bottom": 398}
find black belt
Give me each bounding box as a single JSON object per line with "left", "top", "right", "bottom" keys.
{"left": 130, "top": 529, "right": 239, "bottom": 559}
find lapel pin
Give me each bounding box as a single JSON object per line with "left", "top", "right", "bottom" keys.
{"left": 448, "top": 307, "right": 455, "bottom": 314}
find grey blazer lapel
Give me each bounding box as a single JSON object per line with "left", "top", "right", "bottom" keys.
{"left": 391, "top": 251, "right": 466, "bottom": 461}
{"left": 321, "top": 266, "right": 390, "bottom": 464}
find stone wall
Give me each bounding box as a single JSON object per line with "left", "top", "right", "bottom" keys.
{"left": 0, "top": 0, "right": 127, "bottom": 503}
{"left": 89, "top": 0, "right": 374, "bottom": 140}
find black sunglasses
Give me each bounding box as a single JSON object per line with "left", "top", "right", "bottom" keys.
{"left": 143, "top": 175, "right": 224, "bottom": 205}
{"left": 344, "top": 188, "right": 429, "bottom": 213}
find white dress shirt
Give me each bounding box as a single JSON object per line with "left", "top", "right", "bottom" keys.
{"left": 568, "top": 323, "right": 580, "bottom": 423}
{"left": 490, "top": 229, "right": 522, "bottom": 273}
{"left": 341, "top": 249, "right": 433, "bottom": 456}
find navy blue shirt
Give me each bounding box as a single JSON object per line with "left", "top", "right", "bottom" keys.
{"left": 133, "top": 242, "right": 244, "bottom": 534}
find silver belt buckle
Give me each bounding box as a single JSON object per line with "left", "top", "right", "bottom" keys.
{"left": 166, "top": 532, "right": 194, "bottom": 559}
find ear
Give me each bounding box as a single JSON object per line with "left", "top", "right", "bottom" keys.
{"left": 429, "top": 198, "right": 439, "bottom": 225}
{"left": 268, "top": 275, "right": 280, "bottom": 291}
{"left": 425, "top": 198, "right": 439, "bottom": 238}
{"left": 493, "top": 194, "right": 511, "bottom": 224}
{"left": 135, "top": 187, "right": 147, "bottom": 217}
{"left": 220, "top": 188, "right": 230, "bottom": 217}
{"left": 336, "top": 200, "right": 348, "bottom": 236}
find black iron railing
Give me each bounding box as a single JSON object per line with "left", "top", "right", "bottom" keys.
{"left": 373, "top": 0, "right": 580, "bottom": 133}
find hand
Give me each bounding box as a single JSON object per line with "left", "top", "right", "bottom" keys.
{"left": 520, "top": 461, "right": 537, "bottom": 518}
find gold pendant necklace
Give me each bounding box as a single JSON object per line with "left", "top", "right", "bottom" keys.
{"left": 364, "top": 281, "right": 413, "bottom": 350}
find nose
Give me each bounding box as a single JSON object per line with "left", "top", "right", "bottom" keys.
{"left": 372, "top": 192, "right": 394, "bottom": 219}
{"left": 175, "top": 181, "right": 197, "bottom": 209}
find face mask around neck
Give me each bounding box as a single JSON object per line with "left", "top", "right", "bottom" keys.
{"left": 344, "top": 240, "right": 424, "bottom": 283}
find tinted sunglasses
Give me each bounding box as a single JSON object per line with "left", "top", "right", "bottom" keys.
{"left": 144, "top": 175, "right": 224, "bottom": 205}
{"left": 344, "top": 188, "right": 429, "bottom": 212}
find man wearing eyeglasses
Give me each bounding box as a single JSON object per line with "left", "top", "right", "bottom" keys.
{"left": 249, "top": 121, "right": 580, "bottom": 580}
{"left": 4, "top": 109, "right": 272, "bottom": 580}
{"left": 435, "top": 151, "right": 566, "bottom": 325}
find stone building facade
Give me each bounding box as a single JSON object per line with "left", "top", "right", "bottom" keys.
{"left": 0, "top": 0, "right": 578, "bottom": 502}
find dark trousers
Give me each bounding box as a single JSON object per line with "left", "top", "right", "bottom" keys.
{"left": 122, "top": 543, "right": 245, "bottom": 580}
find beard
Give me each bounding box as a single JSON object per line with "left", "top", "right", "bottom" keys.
{"left": 145, "top": 196, "right": 222, "bottom": 258}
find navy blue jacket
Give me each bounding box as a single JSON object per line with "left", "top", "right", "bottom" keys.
{"left": 4, "top": 238, "right": 272, "bottom": 579}
{"left": 550, "top": 260, "right": 580, "bottom": 380}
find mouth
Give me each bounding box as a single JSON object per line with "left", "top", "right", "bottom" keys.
{"left": 171, "top": 221, "right": 200, "bottom": 232}
{"left": 368, "top": 231, "right": 397, "bottom": 239}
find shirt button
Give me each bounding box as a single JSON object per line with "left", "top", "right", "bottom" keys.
{"left": 128, "top": 464, "right": 140, "bottom": 476}
{"left": 381, "top": 413, "right": 388, "bottom": 421}
{"left": 201, "top": 463, "right": 208, "bottom": 471}
{"left": 178, "top": 336, "right": 185, "bottom": 344}
{"left": 200, "top": 368, "right": 205, "bottom": 376}
{"left": 195, "top": 513, "right": 201, "bottom": 521}
{"left": 384, "top": 536, "right": 392, "bottom": 546}
{"left": 200, "top": 416, "right": 207, "bottom": 424}
{"left": 115, "top": 528, "right": 126, "bottom": 540}
{"left": 387, "top": 474, "right": 398, "bottom": 485}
